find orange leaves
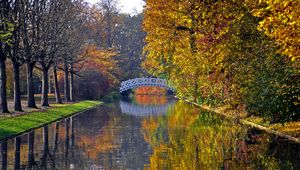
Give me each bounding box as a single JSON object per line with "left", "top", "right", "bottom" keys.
{"left": 82, "top": 45, "right": 118, "bottom": 71}
{"left": 81, "top": 44, "right": 119, "bottom": 84}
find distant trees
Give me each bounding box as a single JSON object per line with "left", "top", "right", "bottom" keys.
{"left": 114, "top": 13, "right": 146, "bottom": 79}
{"left": 99, "top": 0, "right": 119, "bottom": 48}
{"left": 88, "top": 0, "right": 119, "bottom": 48}
{"left": 74, "top": 1, "right": 146, "bottom": 99}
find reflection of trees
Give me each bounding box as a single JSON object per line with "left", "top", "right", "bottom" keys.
{"left": 1, "top": 101, "right": 299, "bottom": 169}
{"left": 135, "top": 87, "right": 167, "bottom": 96}
{"left": 14, "top": 137, "right": 21, "bottom": 169}
{"left": 74, "top": 104, "right": 151, "bottom": 169}
{"left": 142, "top": 101, "right": 296, "bottom": 169}
{"left": 27, "top": 131, "right": 35, "bottom": 168}
{"left": 135, "top": 94, "right": 167, "bottom": 105}
{"left": 1, "top": 140, "right": 7, "bottom": 170}
{"left": 0, "top": 118, "right": 82, "bottom": 170}
{"left": 74, "top": 107, "right": 121, "bottom": 160}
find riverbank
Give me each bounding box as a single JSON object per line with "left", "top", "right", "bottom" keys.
{"left": 0, "top": 100, "right": 102, "bottom": 141}
{"left": 184, "top": 100, "right": 300, "bottom": 143}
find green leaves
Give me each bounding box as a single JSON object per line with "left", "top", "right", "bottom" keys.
{"left": 0, "top": 18, "right": 14, "bottom": 45}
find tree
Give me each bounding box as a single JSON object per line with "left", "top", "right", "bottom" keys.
{"left": 19, "top": 0, "right": 46, "bottom": 108}
{"left": 9, "top": 0, "right": 24, "bottom": 111}
{"left": 37, "top": 0, "right": 75, "bottom": 106}
{"left": 59, "top": 0, "right": 89, "bottom": 102}
{"left": 0, "top": 0, "right": 14, "bottom": 113}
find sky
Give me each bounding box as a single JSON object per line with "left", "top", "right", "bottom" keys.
{"left": 86, "top": 0, "right": 145, "bottom": 14}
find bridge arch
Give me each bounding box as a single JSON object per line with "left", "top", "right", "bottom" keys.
{"left": 119, "top": 78, "right": 175, "bottom": 94}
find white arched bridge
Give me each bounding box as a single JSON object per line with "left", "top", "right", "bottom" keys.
{"left": 119, "top": 78, "right": 175, "bottom": 94}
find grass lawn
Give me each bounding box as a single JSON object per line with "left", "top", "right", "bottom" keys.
{"left": 0, "top": 100, "right": 102, "bottom": 141}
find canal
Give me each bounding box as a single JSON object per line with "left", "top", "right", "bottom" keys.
{"left": 1, "top": 96, "right": 299, "bottom": 169}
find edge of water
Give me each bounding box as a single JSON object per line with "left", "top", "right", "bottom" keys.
{"left": 183, "top": 99, "right": 300, "bottom": 144}
{"left": 0, "top": 104, "right": 103, "bottom": 142}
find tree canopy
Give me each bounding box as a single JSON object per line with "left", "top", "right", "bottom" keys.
{"left": 142, "top": 0, "right": 300, "bottom": 122}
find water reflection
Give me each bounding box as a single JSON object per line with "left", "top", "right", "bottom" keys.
{"left": 0, "top": 96, "right": 299, "bottom": 169}
{"left": 14, "top": 137, "right": 20, "bottom": 170}
{"left": 119, "top": 99, "right": 176, "bottom": 116}
{"left": 1, "top": 140, "right": 7, "bottom": 170}
{"left": 27, "top": 131, "right": 35, "bottom": 168}
{"left": 142, "top": 101, "right": 300, "bottom": 169}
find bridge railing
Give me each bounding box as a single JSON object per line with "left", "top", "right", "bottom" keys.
{"left": 120, "top": 78, "right": 174, "bottom": 93}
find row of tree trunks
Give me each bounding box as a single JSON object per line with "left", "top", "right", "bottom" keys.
{"left": 38, "top": 61, "right": 74, "bottom": 107}
{"left": 0, "top": 0, "right": 81, "bottom": 114}
{"left": 40, "top": 61, "right": 74, "bottom": 107}
{"left": 0, "top": 58, "right": 73, "bottom": 113}
{"left": 0, "top": 61, "right": 73, "bottom": 113}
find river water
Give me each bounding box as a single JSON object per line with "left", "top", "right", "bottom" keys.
{"left": 0, "top": 96, "right": 299, "bottom": 169}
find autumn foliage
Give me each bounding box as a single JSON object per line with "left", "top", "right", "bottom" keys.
{"left": 73, "top": 45, "right": 120, "bottom": 99}
{"left": 142, "top": 0, "right": 300, "bottom": 122}
{"left": 251, "top": 0, "right": 300, "bottom": 61}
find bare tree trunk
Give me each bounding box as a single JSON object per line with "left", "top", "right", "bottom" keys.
{"left": 12, "top": 62, "right": 23, "bottom": 111}
{"left": 48, "top": 74, "right": 52, "bottom": 94}
{"left": 70, "top": 64, "right": 74, "bottom": 102}
{"left": 41, "top": 64, "right": 50, "bottom": 107}
{"left": 53, "top": 65, "right": 62, "bottom": 104}
{"left": 64, "top": 61, "right": 70, "bottom": 102}
{"left": 26, "top": 62, "right": 37, "bottom": 108}
{"left": 107, "top": 12, "right": 112, "bottom": 48}
{"left": 0, "top": 55, "right": 9, "bottom": 113}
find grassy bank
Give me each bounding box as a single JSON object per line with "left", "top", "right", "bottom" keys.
{"left": 0, "top": 100, "right": 102, "bottom": 140}
{"left": 245, "top": 116, "right": 300, "bottom": 139}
